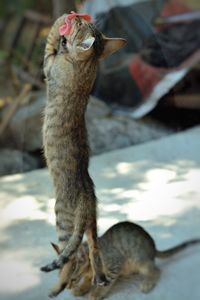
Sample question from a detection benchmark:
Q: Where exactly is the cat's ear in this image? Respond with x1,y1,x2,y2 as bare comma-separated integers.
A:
51,242,60,255
100,37,127,59
77,246,88,263
77,36,95,52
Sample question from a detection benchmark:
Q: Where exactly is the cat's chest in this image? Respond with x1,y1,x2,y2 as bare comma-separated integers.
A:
44,99,71,128
43,105,86,152
43,104,70,147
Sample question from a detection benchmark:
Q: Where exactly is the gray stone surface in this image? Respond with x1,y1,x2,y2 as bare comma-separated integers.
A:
0,149,40,176
9,93,45,151
88,115,172,155
88,97,173,155
86,96,112,120
1,92,171,155
0,126,200,300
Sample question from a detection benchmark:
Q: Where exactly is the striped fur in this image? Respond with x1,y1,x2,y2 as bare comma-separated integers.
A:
49,222,200,299
41,13,126,288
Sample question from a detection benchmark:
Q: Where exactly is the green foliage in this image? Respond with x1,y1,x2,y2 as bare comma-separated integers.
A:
0,0,51,18
0,50,7,59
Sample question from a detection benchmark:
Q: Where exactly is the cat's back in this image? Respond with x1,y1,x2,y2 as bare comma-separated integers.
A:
100,221,156,261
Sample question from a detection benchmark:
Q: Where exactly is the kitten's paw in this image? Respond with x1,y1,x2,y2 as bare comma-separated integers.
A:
48,290,58,298
139,281,156,293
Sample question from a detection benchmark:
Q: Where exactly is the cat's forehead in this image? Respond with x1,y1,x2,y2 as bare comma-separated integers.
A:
73,18,98,35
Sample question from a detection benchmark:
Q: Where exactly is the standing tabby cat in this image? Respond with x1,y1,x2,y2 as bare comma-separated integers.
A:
50,221,200,299
41,13,126,288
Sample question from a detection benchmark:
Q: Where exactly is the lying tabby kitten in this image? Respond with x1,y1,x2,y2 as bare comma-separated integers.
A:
49,221,200,299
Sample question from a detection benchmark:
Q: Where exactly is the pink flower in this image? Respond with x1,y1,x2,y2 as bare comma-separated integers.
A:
59,11,92,36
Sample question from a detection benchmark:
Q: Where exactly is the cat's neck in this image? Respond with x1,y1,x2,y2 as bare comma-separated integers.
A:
48,59,97,99
46,60,97,127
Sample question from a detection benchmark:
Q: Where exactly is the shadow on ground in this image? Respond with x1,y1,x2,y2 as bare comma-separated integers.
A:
1,128,200,299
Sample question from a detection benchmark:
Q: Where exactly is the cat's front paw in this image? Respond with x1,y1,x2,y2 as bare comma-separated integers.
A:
139,280,157,294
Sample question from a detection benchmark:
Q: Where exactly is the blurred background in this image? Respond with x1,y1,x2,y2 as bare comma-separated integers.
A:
0,0,200,176
0,2,200,300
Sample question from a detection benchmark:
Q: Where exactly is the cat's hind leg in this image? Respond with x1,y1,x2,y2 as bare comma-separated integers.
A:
48,260,75,297
137,260,160,293
48,281,66,298
86,221,109,287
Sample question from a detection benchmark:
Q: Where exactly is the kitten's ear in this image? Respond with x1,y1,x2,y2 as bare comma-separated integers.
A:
77,246,88,263
51,242,60,255
100,37,127,59
78,37,95,52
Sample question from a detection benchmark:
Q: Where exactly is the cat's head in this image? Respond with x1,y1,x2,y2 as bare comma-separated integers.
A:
67,243,92,296
57,15,126,62
44,14,126,84
51,242,92,296
50,242,77,284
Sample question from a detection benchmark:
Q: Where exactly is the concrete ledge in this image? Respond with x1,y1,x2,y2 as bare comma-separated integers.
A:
0,126,200,300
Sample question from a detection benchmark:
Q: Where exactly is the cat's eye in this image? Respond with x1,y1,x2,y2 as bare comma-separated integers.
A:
61,37,67,47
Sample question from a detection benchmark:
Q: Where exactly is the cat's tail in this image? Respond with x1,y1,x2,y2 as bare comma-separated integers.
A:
156,239,200,258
